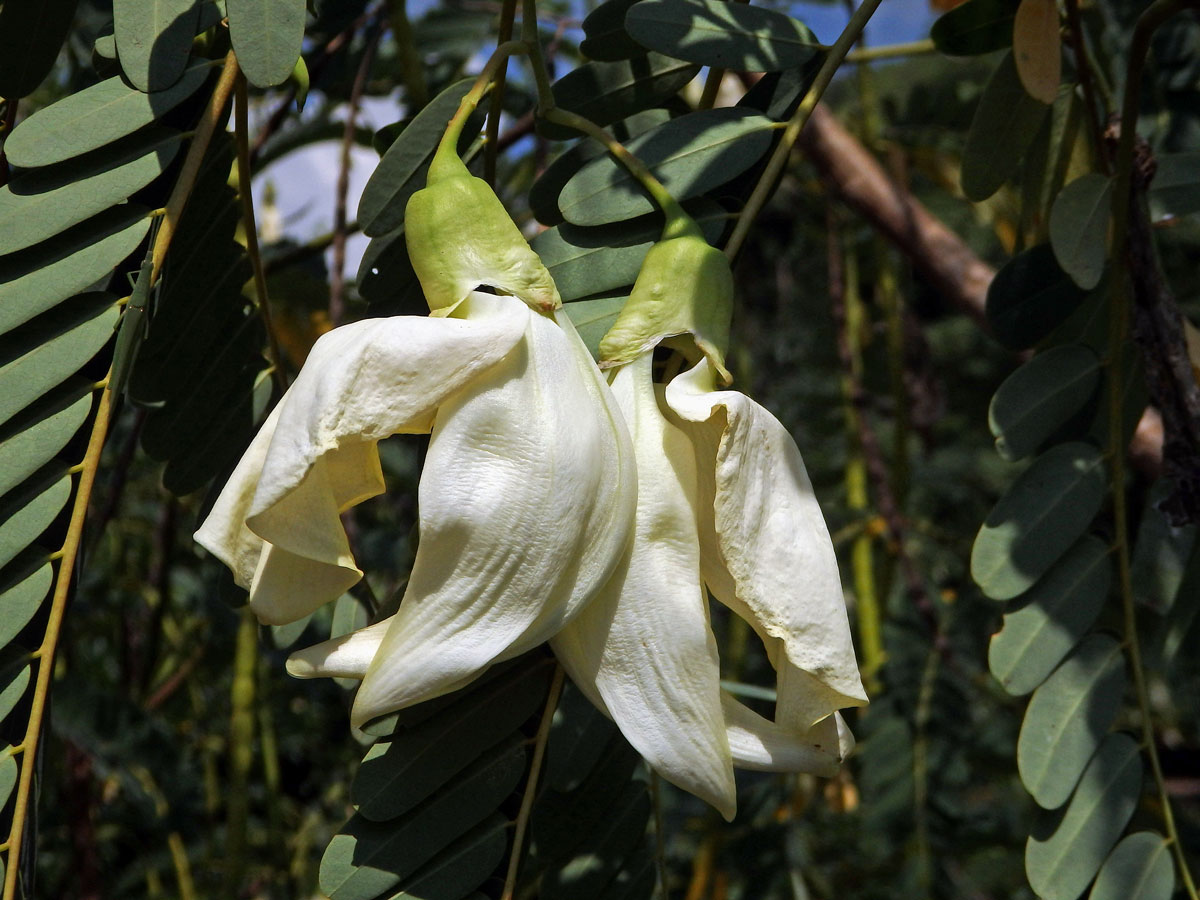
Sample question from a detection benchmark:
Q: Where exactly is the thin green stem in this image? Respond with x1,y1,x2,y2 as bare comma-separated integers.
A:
522,0,554,112
501,664,565,900
1108,3,1200,897
485,0,521,185
844,38,934,63
698,67,725,109
440,41,528,156
385,0,428,108
224,607,259,895
725,0,886,261
234,70,288,394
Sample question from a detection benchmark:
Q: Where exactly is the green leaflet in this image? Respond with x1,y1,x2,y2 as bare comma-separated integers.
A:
988,344,1102,461
0,130,182,256
0,748,17,808
989,536,1111,696
0,660,30,722
351,658,552,821
0,293,117,430
564,295,629,359
1025,733,1142,900
971,441,1107,600
4,64,209,168
0,563,53,649
559,108,773,226
1049,174,1112,291
356,226,425,317
541,53,700,141
0,206,151,338
0,475,72,572
530,109,670,227
320,736,526,900
1131,479,1197,616
0,389,92,500
0,0,79,98
986,243,1090,350
930,0,1017,56
531,199,727,302
580,0,645,61
1149,152,1200,220
961,51,1050,202
227,0,307,87
1016,634,1126,810
625,0,819,72
113,0,200,91
1088,832,1175,900
385,815,509,900
541,781,651,900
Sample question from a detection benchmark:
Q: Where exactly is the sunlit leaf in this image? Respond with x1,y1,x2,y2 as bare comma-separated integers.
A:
625,0,819,72
227,0,306,87
989,536,1110,696
0,475,72,571
1088,832,1175,900
0,660,30,722
971,441,1107,600
989,344,1102,460
581,0,644,61
0,389,92,500
1025,733,1142,900
563,294,628,359
0,130,182,256
113,0,200,91
542,54,700,141
0,563,52,649
1017,634,1126,809
559,108,773,226
4,64,209,168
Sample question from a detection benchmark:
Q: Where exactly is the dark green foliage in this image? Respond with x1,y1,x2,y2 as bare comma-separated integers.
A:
0,0,79,98
930,0,1018,56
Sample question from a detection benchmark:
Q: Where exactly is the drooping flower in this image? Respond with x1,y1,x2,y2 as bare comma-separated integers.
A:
549,212,866,817
195,138,636,727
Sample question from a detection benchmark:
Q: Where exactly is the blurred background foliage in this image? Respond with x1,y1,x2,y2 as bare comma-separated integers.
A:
2,0,1199,897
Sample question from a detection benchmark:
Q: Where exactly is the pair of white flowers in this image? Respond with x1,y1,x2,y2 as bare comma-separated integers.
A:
195,149,866,819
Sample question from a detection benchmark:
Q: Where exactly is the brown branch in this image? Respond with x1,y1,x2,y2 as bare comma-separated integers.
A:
799,103,995,329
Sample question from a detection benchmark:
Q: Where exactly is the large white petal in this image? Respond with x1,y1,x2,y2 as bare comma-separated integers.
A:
350,302,636,726
287,617,391,679
552,354,735,820
664,360,868,731
723,702,852,775
194,292,528,625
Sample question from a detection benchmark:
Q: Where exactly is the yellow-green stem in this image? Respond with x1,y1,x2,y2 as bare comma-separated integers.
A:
441,41,528,155
501,664,565,900
234,70,288,395
2,53,242,899
1108,2,1199,896
224,607,259,895
844,38,935,63
725,0,886,261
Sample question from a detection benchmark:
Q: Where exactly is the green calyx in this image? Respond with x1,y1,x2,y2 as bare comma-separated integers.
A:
405,141,560,315
599,212,733,383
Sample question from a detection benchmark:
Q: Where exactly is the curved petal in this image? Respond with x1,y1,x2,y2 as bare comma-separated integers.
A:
552,354,734,820
351,300,637,726
286,618,391,679
723,699,850,776
194,292,528,625
664,360,868,731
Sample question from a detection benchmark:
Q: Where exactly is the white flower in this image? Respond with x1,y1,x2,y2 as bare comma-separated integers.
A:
550,353,866,819
195,289,636,727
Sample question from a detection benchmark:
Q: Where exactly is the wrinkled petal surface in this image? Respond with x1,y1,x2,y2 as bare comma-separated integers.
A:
194,295,528,625
552,354,735,819
664,360,868,731
286,617,392,680
724,702,852,775
350,297,636,726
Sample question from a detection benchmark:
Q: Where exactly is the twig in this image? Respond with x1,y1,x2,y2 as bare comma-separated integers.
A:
331,19,385,326
500,664,565,900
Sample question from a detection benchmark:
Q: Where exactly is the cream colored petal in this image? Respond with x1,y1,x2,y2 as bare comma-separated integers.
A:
194,293,528,625
722,698,849,776
552,354,735,820
286,618,391,679
664,360,868,731
351,302,636,726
